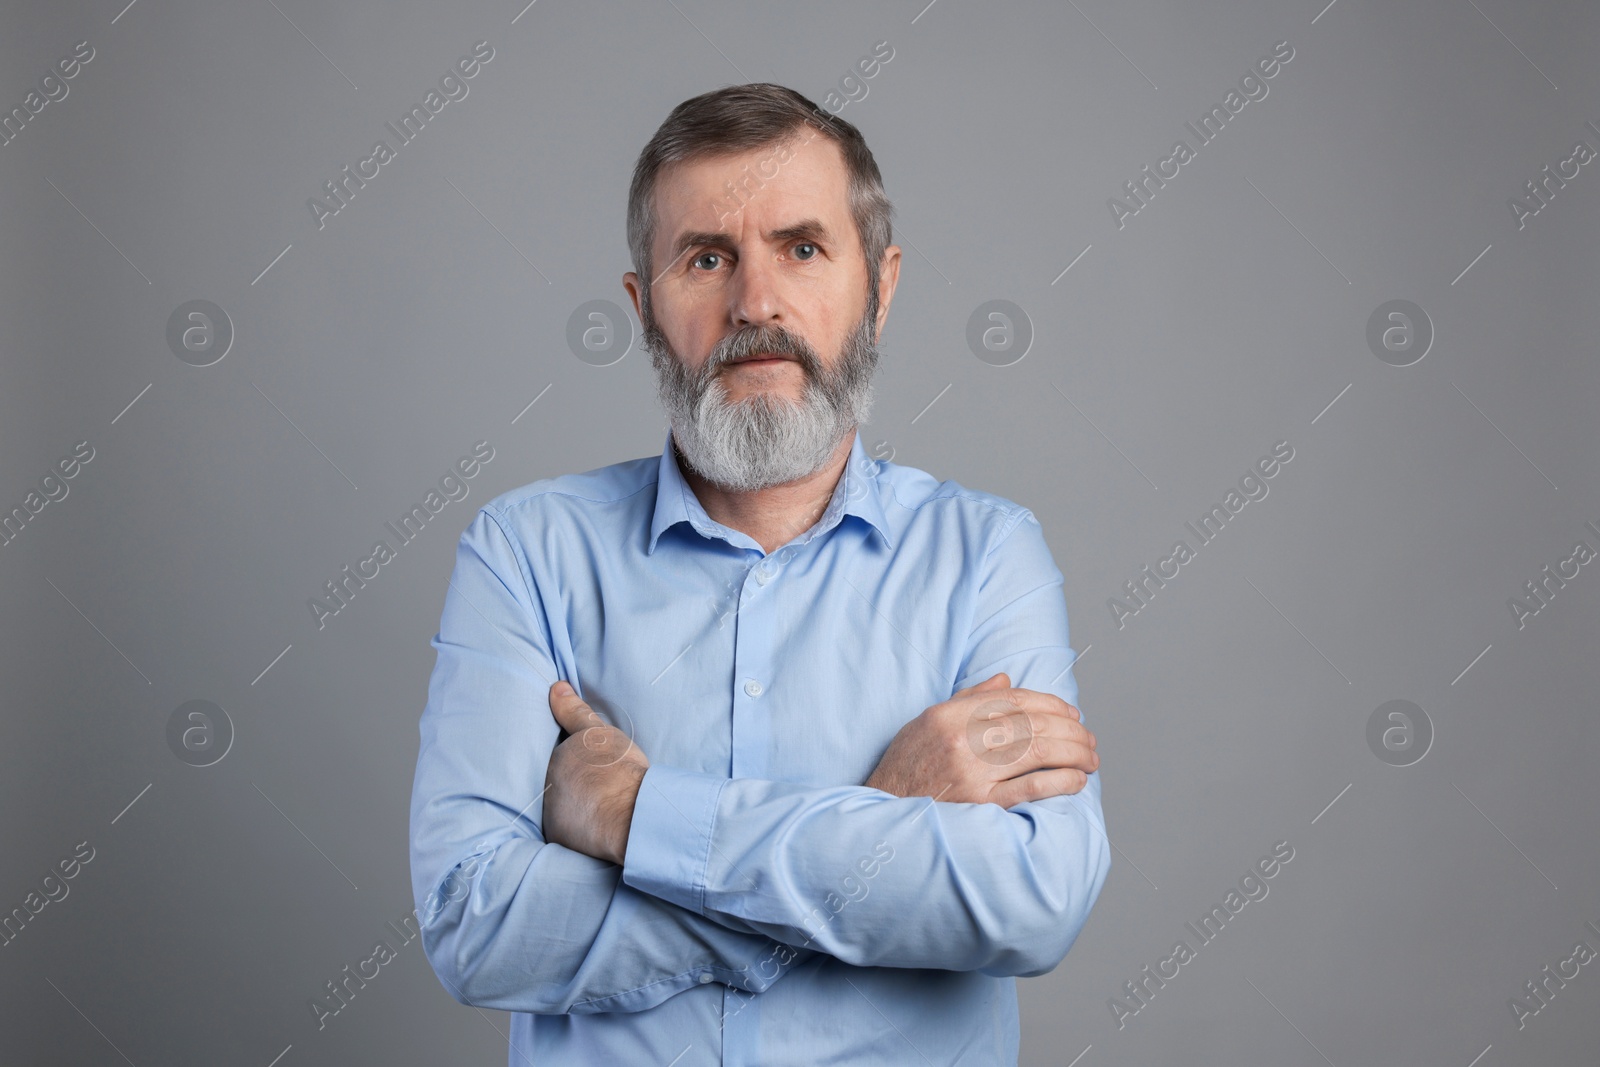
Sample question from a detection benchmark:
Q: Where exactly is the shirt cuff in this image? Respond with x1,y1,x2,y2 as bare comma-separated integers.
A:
621,764,728,914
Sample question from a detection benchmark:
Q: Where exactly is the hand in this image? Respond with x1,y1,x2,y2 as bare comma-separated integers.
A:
543,681,650,865
864,673,1099,809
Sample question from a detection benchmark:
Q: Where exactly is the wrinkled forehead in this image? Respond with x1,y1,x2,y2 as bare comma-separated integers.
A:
651,131,854,264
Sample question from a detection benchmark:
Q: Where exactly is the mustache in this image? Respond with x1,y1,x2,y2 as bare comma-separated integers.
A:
706,326,819,374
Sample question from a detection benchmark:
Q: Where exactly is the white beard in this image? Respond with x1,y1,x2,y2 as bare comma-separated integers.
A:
645,304,879,492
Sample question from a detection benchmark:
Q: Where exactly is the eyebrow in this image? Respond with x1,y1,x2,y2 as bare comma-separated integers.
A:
666,218,833,265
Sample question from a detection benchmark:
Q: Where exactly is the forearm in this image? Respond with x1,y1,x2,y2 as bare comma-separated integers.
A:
621,761,1110,976
415,827,821,1014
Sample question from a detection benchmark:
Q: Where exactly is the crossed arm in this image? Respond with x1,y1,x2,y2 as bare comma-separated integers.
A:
409,507,1110,1015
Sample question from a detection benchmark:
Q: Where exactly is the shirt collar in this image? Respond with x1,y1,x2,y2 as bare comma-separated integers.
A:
648,427,894,555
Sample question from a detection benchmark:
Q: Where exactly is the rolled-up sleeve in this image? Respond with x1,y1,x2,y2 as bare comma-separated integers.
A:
621,508,1110,977
409,507,821,1015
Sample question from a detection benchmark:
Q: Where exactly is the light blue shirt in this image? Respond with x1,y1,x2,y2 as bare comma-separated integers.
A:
409,428,1109,1066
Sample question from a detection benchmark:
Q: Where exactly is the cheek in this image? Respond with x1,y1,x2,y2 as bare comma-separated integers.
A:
657,304,716,363
820,300,866,356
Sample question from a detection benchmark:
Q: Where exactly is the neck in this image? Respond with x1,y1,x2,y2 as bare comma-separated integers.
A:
675,431,855,555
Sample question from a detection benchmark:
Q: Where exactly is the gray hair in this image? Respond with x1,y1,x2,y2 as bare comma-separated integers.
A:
626,83,894,320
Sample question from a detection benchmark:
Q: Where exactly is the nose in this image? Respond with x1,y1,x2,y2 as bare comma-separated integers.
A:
729,250,783,330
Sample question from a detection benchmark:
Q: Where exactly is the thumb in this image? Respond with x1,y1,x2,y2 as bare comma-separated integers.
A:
955,672,1011,698
549,680,599,731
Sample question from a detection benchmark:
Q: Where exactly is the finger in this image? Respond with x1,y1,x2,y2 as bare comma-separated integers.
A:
965,696,1086,772
990,767,1089,808
1023,734,1100,774
965,702,1089,762
973,723,1098,776
995,710,1095,749
1000,688,1079,721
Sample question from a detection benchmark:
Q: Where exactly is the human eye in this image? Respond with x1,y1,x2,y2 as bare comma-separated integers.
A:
791,241,820,261
691,251,725,272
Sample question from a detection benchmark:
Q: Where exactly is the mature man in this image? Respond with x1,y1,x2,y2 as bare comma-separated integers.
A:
409,82,1109,1065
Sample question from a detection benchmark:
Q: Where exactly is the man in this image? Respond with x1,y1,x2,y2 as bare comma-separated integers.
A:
409,82,1109,1066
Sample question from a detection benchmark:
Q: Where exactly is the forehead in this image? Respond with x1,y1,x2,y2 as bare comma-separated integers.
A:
652,132,855,255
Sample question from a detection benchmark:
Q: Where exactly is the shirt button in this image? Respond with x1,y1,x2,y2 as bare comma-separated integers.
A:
698,973,714,984
744,679,764,697
754,567,773,585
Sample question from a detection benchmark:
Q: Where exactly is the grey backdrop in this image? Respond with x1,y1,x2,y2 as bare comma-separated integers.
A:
3,0,1597,1064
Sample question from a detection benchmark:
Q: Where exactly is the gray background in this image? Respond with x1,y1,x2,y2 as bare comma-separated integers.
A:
3,0,1597,1063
